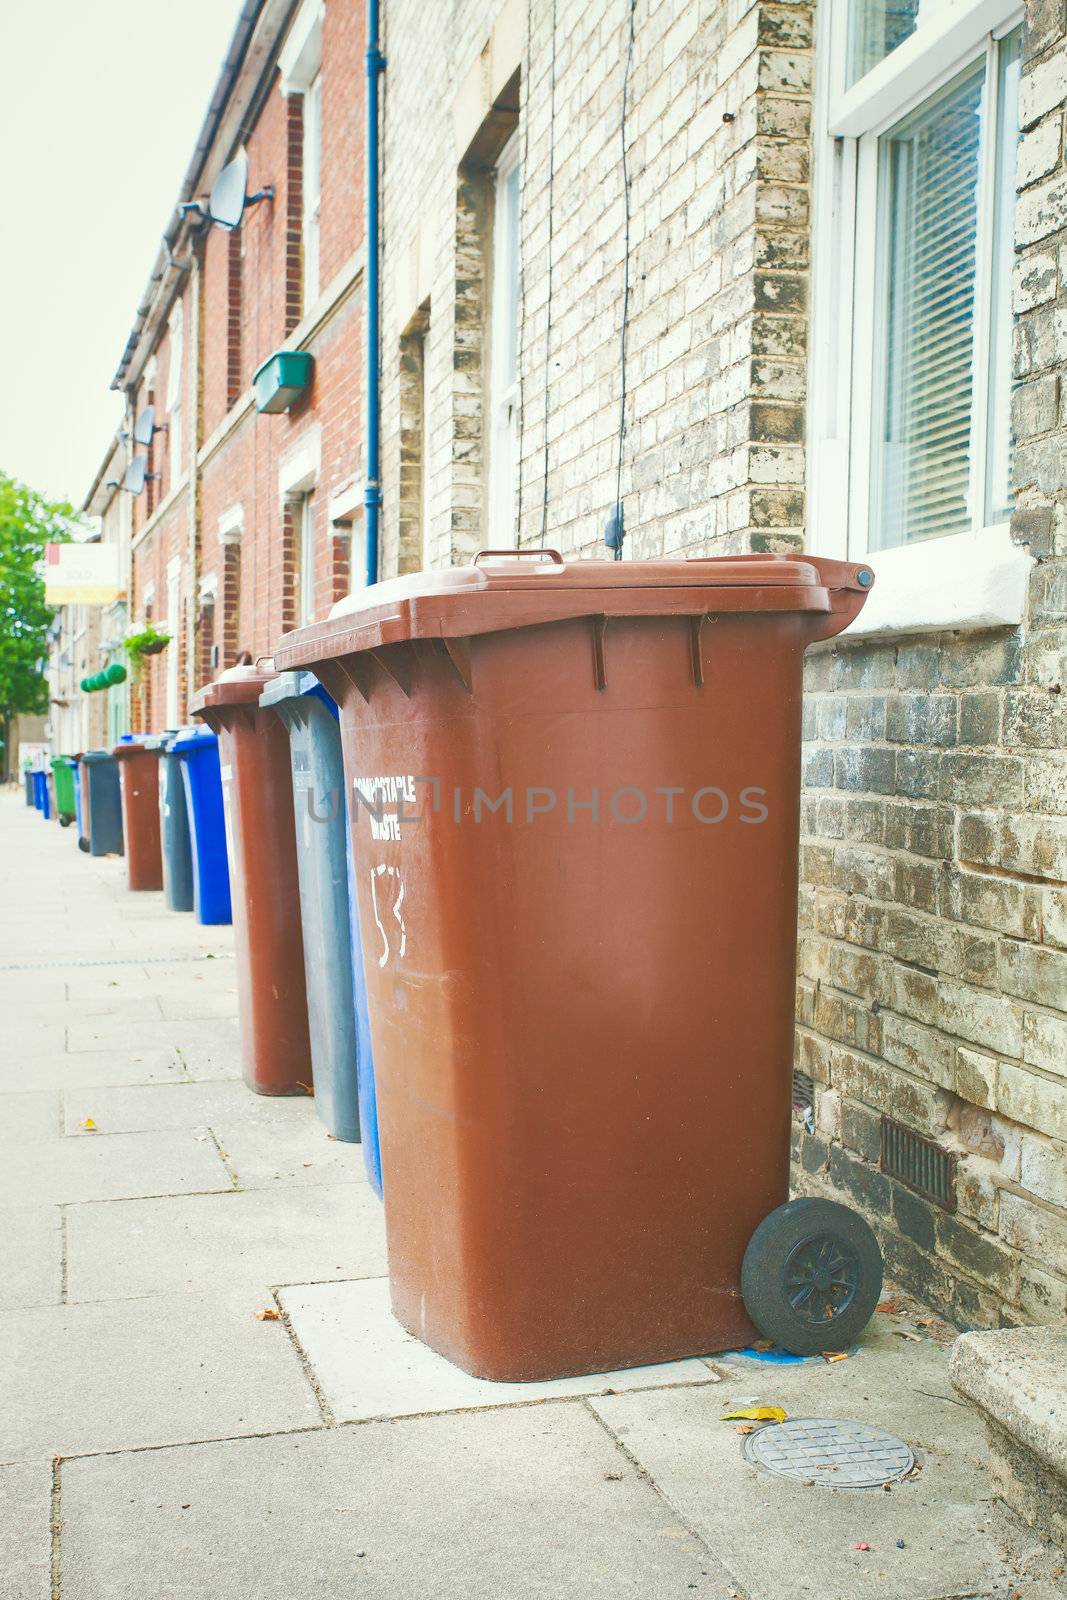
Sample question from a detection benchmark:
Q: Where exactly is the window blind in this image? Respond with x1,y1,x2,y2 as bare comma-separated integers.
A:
876,63,984,549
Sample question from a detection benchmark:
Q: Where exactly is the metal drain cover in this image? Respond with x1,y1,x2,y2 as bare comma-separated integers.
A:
741,1417,914,1488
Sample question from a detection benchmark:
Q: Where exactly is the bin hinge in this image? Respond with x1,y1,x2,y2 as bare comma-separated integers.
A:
689,614,713,687
592,615,609,691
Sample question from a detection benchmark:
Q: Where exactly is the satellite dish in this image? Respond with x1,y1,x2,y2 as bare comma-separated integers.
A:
209,152,249,230
179,151,274,231
133,405,156,446
124,456,150,495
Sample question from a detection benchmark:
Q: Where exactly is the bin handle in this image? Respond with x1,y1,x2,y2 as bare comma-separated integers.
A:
473,548,564,566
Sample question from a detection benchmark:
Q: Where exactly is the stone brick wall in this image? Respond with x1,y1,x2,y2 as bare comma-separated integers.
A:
791,0,1067,1329
375,0,1066,1328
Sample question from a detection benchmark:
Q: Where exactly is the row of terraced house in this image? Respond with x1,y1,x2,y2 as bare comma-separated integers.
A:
50,0,1066,1332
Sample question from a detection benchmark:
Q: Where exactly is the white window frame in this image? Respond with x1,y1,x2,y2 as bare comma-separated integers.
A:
278,0,325,316
488,130,521,545
166,303,184,485
302,72,322,314
297,493,316,626
808,0,1031,637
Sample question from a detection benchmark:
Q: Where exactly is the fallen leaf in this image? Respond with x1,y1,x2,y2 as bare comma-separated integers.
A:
80,1117,97,1131
254,1308,280,1322
735,1424,755,1435
876,1297,905,1315
296,1082,314,1095
721,1406,787,1423
752,1339,774,1352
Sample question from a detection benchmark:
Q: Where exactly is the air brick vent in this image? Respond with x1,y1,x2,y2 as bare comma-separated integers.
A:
792,1070,815,1112
881,1117,956,1212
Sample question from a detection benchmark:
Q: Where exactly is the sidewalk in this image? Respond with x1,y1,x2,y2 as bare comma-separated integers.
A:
1,787,1061,1600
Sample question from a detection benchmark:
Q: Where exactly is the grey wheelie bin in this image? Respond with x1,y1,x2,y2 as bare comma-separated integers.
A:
81,749,124,857
258,671,376,1158
151,731,195,912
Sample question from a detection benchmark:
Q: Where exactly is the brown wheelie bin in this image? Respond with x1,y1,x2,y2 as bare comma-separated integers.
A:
276,551,875,1380
189,666,312,1096
113,738,164,891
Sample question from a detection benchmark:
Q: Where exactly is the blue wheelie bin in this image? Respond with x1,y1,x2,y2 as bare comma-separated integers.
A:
33,769,50,819
259,672,381,1182
169,727,231,925
148,731,194,912
81,749,124,856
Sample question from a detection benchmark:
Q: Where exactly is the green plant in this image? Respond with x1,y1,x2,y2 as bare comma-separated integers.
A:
124,623,171,682
0,470,81,778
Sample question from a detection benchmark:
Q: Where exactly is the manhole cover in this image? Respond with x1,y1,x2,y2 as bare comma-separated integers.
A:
741,1417,914,1488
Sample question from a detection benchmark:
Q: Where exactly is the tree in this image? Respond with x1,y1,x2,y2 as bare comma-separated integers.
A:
0,471,80,778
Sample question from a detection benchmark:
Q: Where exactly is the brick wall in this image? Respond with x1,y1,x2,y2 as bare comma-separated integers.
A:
375,0,1066,1327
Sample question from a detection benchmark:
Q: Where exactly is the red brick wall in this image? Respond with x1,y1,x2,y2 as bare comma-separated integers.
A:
124,7,367,708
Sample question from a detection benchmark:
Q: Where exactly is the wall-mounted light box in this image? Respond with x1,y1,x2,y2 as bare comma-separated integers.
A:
252,350,314,413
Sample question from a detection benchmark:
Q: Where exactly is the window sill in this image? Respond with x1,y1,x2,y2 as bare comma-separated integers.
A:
836,524,1032,640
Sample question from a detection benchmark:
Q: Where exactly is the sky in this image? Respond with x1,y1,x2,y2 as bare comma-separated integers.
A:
0,1,239,509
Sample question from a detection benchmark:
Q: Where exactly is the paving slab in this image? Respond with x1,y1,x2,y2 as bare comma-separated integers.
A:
0,1089,61,1143
63,960,235,1000
171,1040,244,1081
0,1292,322,1463
0,1129,232,1206
3,1049,184,1093
0,1463,51,1599
589,1318,1016,1600
62,1078,259,1135
66,1015,241,1056
1,1205,63,1308
2,1023,69,1060
156,989,238,1020
66,1182,387,1302
212,1109,367,1189
279,1277,721,1422
58,1403,725,1600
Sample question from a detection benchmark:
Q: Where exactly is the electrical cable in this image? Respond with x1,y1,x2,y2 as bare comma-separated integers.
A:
539,0,558,547
611,0,637,560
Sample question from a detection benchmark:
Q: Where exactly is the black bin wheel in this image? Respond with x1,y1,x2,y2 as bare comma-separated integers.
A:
741,1196,883,1356
59,815,72,828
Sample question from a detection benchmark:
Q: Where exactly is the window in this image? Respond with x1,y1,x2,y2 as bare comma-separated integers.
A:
302,73,322,313
298,494,316,625
809,1,1029,632
488,131,521,542
166,303,184,485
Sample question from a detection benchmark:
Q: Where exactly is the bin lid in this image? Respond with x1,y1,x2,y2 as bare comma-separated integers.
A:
189,663,278,717
258,669,338,718
112,737,152,760
142,728,181,751
273,550,874,670
169,726,219,755
257,670,306,710
81,748,118,765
